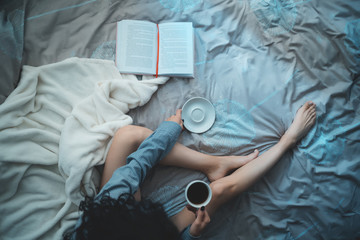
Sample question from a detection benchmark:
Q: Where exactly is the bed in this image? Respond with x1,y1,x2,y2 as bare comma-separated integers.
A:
0,0,359,239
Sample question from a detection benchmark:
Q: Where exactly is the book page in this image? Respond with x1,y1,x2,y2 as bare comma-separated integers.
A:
116,20,157,74
158,22,194,77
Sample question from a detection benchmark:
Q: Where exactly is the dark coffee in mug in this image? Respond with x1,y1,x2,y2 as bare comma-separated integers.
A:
186,181,209,205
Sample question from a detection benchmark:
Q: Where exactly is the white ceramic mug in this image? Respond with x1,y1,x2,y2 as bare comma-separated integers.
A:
185,180,212,208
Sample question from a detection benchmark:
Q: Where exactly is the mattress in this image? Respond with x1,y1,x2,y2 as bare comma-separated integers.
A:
0,0,359,239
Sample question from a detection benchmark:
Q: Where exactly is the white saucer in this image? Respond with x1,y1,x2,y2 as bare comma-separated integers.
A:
182,97,216,133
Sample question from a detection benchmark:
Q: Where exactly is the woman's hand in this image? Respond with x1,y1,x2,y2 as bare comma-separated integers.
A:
187,206,211,237
166,109,184,130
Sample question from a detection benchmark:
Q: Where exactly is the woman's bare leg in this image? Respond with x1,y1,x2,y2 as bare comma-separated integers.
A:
171,101,317,231
208,101,317,212
101,125,259,189
161,143,259,182
100,125,150,189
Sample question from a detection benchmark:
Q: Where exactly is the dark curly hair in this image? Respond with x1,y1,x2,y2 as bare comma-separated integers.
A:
64,193,179,240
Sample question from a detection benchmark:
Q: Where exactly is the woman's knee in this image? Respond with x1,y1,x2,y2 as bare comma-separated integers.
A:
209,181,227,201
114,125,152,146
208,180,236,211
204,181,228,215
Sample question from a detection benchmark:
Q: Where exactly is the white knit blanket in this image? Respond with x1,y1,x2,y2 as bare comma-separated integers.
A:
0,58,169,240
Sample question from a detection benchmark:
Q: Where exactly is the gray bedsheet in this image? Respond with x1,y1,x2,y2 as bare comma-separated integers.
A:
1,0,359,239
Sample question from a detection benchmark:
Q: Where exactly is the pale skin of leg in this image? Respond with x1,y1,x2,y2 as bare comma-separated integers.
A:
100,101,316,235
101,125,259,188
171,101,317,235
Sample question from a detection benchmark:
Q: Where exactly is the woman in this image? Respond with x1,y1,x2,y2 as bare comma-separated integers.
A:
65,101,316,240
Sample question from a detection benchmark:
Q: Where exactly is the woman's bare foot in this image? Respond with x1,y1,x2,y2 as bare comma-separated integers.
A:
282,101,317,147
206,149,259,182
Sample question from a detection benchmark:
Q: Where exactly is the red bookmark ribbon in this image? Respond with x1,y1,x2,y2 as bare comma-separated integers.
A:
156,24,160,78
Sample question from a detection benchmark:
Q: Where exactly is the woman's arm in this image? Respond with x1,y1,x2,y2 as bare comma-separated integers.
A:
173,101,317,237
96,119,182,201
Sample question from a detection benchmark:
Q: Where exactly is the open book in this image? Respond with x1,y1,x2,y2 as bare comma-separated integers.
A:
116,20,194,78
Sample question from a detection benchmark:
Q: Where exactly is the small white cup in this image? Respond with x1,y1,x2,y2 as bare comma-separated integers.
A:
185,180,212,208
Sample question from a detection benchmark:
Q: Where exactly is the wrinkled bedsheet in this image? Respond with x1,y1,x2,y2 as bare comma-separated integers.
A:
1,0,359,239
